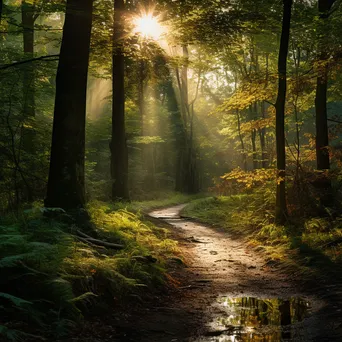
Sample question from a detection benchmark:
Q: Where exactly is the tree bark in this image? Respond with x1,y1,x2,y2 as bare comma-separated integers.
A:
249,106,258,170
260,102,268,168
21,0,36,119
111,0,129,201
164,77,186,192
174,45,200,194
315,0,336,170
237,110,247,171
275,0,292,224
0,0,3,23
45,0,93,210
183,46,200,194
315,72,330,170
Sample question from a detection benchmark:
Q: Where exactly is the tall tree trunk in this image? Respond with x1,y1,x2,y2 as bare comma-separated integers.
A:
164,78,186,192
138,58,155,189
0,0,3,23
157,52,187,192
234,75,247,171
315,0,336,166
181,45,189,128
237,109,247,171
138,59,146,136
251,129,258,169
260,52,270,169
45,0,93,210
314,0,336,208
315,60,330,171
182,45,199,194
260,102,268,168
111,0,129,201
249,106,258,170
275,0,292,224
293,46,301,178
174,45,199,193
21,0,36,119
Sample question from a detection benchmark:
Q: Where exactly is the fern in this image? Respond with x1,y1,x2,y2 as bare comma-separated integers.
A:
0,292,32,306
0,326,22,342
0,200,176,339
0,253,36,267
69,292,97,303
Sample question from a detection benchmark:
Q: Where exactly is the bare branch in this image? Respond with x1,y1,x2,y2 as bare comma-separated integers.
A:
0,54,60,71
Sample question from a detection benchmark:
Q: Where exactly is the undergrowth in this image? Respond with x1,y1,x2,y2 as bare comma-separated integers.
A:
0,198,182,341
109,191,203,213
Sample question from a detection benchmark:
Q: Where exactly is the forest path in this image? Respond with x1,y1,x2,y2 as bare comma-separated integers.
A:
130,204,342,342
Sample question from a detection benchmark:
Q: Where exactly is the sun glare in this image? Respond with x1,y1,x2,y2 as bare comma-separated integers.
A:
133,13,164,40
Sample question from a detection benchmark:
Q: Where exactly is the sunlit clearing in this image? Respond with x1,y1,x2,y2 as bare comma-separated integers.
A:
133,12,164,40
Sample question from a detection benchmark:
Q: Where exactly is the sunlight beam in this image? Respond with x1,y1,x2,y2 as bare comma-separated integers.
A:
133,12,164,40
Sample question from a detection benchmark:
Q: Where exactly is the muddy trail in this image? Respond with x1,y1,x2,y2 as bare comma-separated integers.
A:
68,205,342,342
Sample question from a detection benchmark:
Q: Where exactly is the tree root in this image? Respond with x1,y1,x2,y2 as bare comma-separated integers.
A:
76,230,124,249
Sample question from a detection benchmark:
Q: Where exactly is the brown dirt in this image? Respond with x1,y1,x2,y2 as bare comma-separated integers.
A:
63,205,342,342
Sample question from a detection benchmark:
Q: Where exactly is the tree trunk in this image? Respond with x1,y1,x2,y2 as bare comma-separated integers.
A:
234,75,247,171
260,102,268,168
138,59,146,136
183,45,199,194
261,53,270,169
45,0,93,210
138,58,155,189
21,0,36,119
174,45,199,194
315,65,330,171
315,0,336,168
111,0,129,201
181,45,189,128
237,109,247,171
164,78,187,192
251,129,258,169
275,0,292,224
249,106,258,170
314,0,336,207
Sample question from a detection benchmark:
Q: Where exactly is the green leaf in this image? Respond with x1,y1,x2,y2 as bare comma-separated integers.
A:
0,292,32,307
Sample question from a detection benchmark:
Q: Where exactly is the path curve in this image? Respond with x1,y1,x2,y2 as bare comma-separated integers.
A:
143,205,341,342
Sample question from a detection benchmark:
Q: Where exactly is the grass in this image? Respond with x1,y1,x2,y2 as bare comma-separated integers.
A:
181,194,342,280
108,191,204,213
0,193,194,341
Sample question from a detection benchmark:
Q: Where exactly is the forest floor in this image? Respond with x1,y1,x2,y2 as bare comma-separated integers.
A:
66,204,342,342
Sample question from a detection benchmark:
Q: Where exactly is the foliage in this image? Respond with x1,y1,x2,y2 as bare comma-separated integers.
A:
215,167,276,194
0,200,181,340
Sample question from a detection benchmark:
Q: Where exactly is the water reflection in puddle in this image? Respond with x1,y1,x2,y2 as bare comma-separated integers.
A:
203,296,310,341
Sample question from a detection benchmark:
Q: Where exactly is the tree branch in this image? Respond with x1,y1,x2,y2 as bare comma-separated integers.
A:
328,118,342,124
0,54,60,71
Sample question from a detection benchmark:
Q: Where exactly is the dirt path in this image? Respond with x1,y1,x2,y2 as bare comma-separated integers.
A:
58,205,342,342
133,204,342,342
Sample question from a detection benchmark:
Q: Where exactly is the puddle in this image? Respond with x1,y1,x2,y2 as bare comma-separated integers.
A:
203,296,311,341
